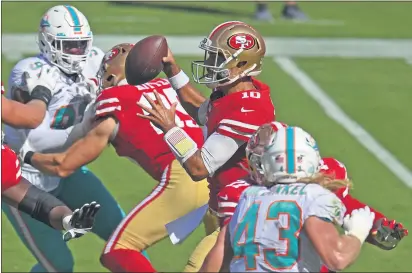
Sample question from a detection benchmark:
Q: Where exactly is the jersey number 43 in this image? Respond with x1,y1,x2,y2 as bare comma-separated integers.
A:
232,201,302,270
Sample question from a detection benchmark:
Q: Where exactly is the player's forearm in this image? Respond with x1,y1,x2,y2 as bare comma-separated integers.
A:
164,63,206,120
48,206,73,230
3,180,72,230
199,245,224,272
177,83,206,122
29,152,75,177
2,97,46,128
183,150,210,181
323,235,362,271
199,226,228,272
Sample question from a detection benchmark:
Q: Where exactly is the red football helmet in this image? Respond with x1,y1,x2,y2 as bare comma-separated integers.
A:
320,157,348,180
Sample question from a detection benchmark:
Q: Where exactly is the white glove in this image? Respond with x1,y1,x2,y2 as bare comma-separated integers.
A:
76,78,99,100
22,66,60,95
343,206,375,243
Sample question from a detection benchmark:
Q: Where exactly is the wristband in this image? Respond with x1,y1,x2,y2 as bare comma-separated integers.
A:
24,151,35,165
164,127,198,164
62,215,73,231
169,70,189,90
30,85,53,106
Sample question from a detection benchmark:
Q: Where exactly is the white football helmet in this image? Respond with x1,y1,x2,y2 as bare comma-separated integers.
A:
260,126,321,185
38,5,93,74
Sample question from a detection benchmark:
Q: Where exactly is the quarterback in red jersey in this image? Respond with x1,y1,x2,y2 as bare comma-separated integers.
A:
137,21,275,271
25,43,212,273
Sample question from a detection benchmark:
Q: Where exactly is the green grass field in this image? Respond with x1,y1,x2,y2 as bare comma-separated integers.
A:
2,2,412,272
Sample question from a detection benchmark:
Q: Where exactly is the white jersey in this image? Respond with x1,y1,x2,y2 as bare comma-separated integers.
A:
4,47,103,192
228,183,345,273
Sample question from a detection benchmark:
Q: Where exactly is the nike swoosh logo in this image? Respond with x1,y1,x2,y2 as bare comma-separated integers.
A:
220,195,229,201
241,107,254,113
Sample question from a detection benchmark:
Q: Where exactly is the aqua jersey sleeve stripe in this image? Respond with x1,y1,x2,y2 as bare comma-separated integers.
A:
286,127,295,174
64,5,81,32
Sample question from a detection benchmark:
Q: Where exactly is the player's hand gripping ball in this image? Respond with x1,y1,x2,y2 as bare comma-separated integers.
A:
125,35,168,85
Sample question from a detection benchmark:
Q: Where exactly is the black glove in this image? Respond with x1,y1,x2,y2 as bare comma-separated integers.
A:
370,218,408,250
63,201,100,242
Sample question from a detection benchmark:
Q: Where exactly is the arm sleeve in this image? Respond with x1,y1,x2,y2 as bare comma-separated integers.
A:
200,131,245,176
306,186,346,226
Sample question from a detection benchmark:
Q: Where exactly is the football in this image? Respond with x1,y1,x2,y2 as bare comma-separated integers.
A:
125,35,168,85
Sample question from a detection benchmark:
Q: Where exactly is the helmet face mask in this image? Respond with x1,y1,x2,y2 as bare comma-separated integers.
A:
246,123,277,185
38,5,93,75
191,21,266,90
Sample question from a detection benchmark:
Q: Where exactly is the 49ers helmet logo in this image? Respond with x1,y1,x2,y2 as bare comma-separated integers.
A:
104,48,120,63
227,33,256,50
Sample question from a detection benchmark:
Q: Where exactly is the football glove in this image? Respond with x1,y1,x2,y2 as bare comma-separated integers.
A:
22,66,60,95
343,206,375,243
63,201,100,242
370,218,408,250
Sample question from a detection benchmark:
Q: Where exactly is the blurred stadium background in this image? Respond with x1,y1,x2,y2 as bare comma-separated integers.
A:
2,1,412,272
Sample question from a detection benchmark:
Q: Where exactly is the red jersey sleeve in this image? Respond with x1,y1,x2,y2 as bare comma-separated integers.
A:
94,86,126,121
217,180,250,218
1,145,22,192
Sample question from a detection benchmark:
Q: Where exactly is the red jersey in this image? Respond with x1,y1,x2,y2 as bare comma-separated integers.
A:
205,78,275,212
94,78,204,181
1,144,22,193
217,179,250,220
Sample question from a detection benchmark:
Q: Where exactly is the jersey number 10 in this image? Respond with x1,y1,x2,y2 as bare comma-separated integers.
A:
138,87,199,135
232,201,302,270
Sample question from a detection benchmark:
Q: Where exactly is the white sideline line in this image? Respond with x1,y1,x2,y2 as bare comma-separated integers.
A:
2,34,412,61
274,56,412,188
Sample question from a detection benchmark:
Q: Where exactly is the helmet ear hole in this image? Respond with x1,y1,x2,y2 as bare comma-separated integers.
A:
237,61,247,68
106,75,114,82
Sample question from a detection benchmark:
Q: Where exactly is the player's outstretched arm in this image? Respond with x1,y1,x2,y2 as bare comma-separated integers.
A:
1,96,47,128
162,47,206,122
3,178,100,241
200,224,233,272
3,177,72,230
25,117,117,177
305,207,374,271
